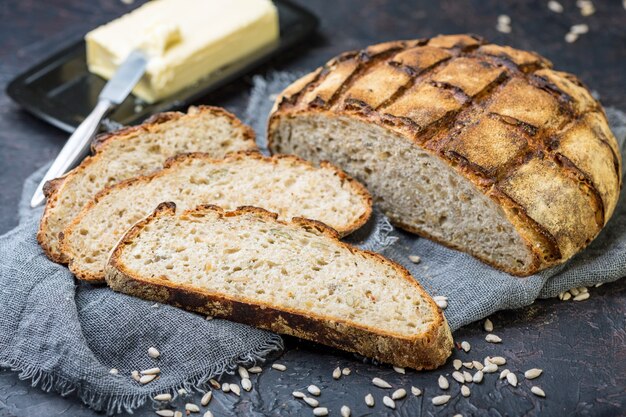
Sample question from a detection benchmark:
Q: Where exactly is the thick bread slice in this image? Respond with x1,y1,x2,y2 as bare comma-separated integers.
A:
38,106,257,262
267,34,622,276
105,203,453,370
62,151,372,282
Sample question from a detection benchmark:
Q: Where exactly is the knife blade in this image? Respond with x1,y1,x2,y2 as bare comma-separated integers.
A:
30,50,148,208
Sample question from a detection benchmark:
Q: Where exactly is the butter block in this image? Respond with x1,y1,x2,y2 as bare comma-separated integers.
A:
86,0,279,103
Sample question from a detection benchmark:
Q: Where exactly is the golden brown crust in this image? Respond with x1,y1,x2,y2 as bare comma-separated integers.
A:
38,106,257,263
267,34,622,276
106,203,453,370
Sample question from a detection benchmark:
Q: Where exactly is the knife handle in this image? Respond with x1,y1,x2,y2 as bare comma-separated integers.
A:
30,99,113,208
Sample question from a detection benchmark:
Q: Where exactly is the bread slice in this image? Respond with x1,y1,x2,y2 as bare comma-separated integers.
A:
105,203,453,369
38,106,257,263
267,35,622,276
62,151,372,282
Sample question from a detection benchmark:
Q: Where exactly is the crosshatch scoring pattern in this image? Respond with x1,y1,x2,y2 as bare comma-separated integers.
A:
270,34,622,271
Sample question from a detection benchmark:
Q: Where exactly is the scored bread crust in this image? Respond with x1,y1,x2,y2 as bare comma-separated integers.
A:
105,203,453,370
38,105,257,263
267,34,622,276
61,150,373,282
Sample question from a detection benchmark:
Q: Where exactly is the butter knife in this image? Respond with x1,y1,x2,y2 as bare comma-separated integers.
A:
30,50,148,208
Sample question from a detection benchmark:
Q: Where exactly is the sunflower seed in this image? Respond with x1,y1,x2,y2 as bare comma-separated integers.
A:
461,341,471,352
109,368,119,375
574,292,590,301
373,377,392,389
571,23,589,34
308,385,321,396
238,366,249,379
155,411,174,417
141,367,161,375
185,403,200,413
131,370,140,382
140,374,156,384
293,390,305,399
531,386,546,397
463,371,472,383
461,385,471,397
473,361,484,370
462,362,473,369
174,411,182,417
558,292,565,300
483,363,498,373
499,369,510,379
484,318,494,332
473,370,484,383
313,407,328,416
222,383,230,393
304,396,320,407
154,393,172,402
578,286,588,293
148,347,160,359
230,383,241,396
562,291,572,300
393,366,405,374
408,255,421,263
205,315,213,320
272,363,286,371
570,287,580,296
333,367,341,379
525,368,543,379
485,334,502,343
497,23,512,34
392,388,406,400
340,405,351,417
209,379,220,389
565,32,579,43
365,393,375,407
548,0,564,13
580,3,595,16
241,378,252,392
342,367,351,376
383,396,396,409
411,386,422,396
595,282,603,287
432,395,451,405
434,296,448,309
452,371,465,384
178,388,188,396
203,411,214,417
200,391,212,406
507,372,518,387
453,359,462,370
248,366,262,374
490,356,506,365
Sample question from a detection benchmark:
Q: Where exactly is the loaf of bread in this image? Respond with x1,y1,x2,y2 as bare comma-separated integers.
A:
268,34,622,276
62,151,372,282
105,203,453,369
38,106,257,262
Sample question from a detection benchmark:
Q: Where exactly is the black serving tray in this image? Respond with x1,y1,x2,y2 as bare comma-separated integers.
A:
6,0,318,133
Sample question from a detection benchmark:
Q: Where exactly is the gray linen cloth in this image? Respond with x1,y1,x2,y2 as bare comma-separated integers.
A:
0,71,624,414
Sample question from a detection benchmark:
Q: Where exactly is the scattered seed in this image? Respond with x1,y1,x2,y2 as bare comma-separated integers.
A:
200,391,212,406
178,388,188,396
571,24,589,35
238,366,249,379
241,378,252,392
313,407,328,416
483,363,498,373
434,296,448,309
525,368,543,379
141,367,161,375
558,292,564,300
463,371,472,383
272,363,286,371
109,368,119,376
174,411,182,417
304,396,320,407
574,292,590,301
222,383,230,393
565,32,579,43
131,370,140,382
203,411,214,417
595,282,603,287
340,405,351,417
498,14,511,25
248,366,262,374
453,359,462,370
333,367,341,380
580,2,595,15
411,386,422,396
548,0,564,12
209,379,220,389
497,24,512,33
490,356,506,365
462,362,473,369
507,372,518,387
562,291,572,301
432,395,451,406
293,391,306,399
461,385,471,397
383,395,396,409
230,383,241,396
473,370,484,383
148,347,160,359
140,374,156,384
531,386,546,397
308,385,321,396
365,393,375,407
342,367,351,376
205,315,213,320
393,366,406,374
484,318,494,332
485,334,502,343
392,388,407,400
373,377,392,389
473,361,484,371
499,369,510,379
570,287,580,296
154,393,172,402
155,411,174,417
452,371,465,384
185,403,200,413
409,255,421,263
438,375,450,390
461,341,471,352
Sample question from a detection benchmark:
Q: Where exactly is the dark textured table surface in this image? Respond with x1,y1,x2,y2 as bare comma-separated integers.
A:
1,1,625,416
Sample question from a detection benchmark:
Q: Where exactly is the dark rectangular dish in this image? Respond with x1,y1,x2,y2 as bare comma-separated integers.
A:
6,0,318,133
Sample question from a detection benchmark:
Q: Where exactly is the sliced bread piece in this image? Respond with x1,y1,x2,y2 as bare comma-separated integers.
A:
38,106,257,262
62,151,372,282
105,203,453,369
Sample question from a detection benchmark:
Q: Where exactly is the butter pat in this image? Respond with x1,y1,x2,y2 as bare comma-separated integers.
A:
86,0,279,103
